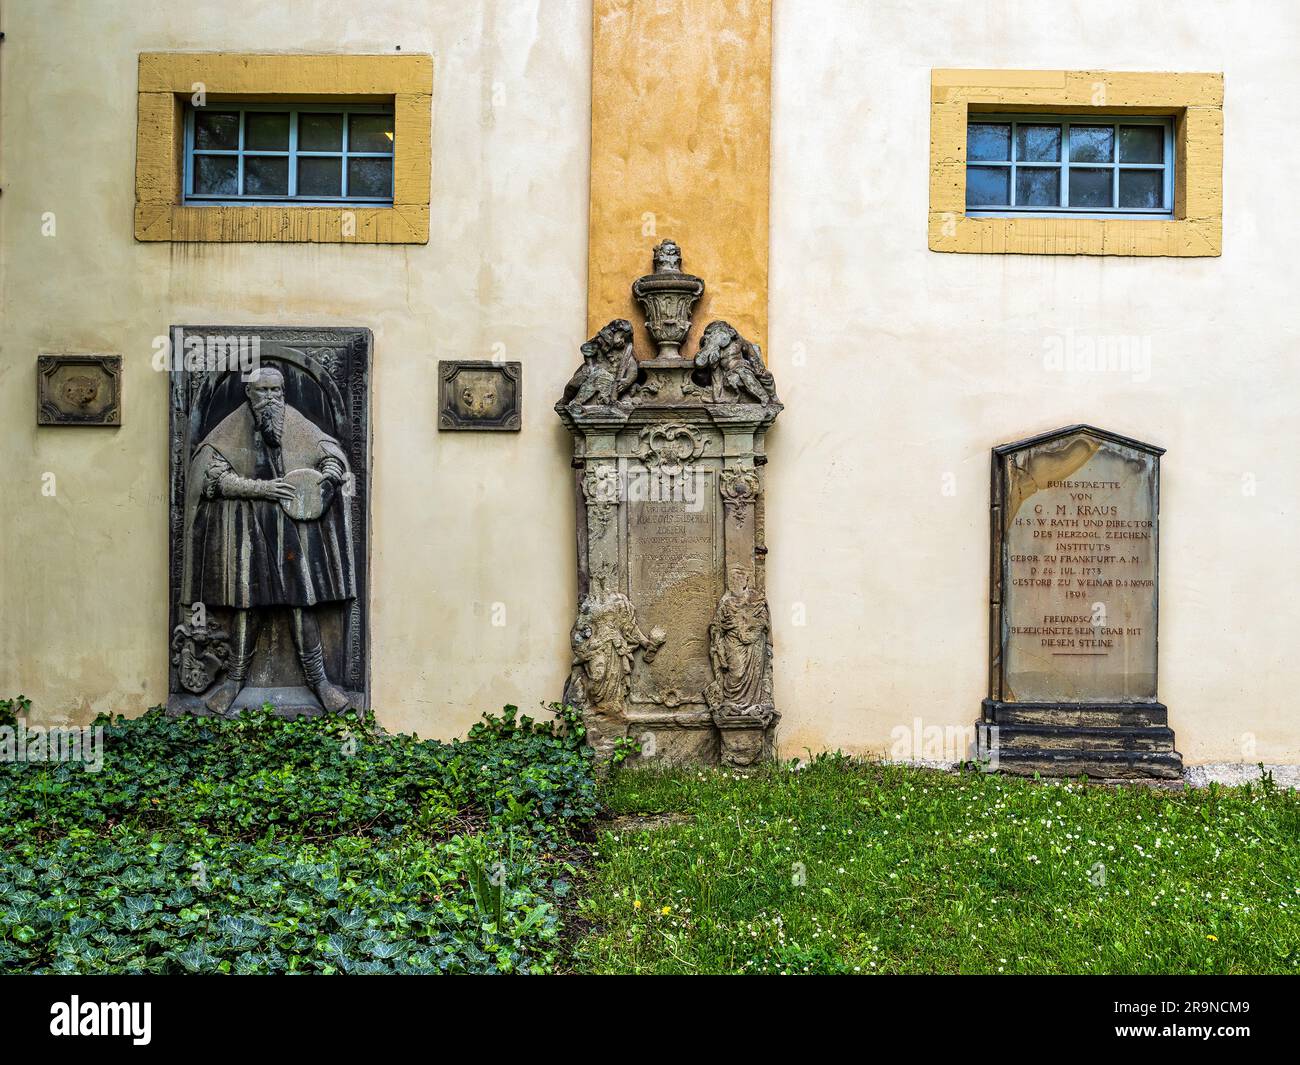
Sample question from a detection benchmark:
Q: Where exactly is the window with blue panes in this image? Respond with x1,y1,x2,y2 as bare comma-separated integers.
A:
184,103,395,204
965,115,1174,217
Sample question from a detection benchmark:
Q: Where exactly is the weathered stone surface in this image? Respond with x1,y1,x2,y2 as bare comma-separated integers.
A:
558,241,781,764
978,424,1181,778
167,327,370,718
438,360,521,431
37,354,121,426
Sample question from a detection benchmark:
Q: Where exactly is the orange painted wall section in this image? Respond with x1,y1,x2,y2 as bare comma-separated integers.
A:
587,0,772,359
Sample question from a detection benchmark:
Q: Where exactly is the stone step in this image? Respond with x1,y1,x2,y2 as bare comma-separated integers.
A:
983,747,1184,780
988,723,1177,753
982,699,1167,729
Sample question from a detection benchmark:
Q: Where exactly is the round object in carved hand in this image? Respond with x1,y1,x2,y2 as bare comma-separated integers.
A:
279,468,335,521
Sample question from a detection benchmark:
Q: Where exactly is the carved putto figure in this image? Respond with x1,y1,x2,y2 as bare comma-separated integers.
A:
694,320,777,405
704,566,773,715
561,319,639,410
182,366,356,715
563,578,666,759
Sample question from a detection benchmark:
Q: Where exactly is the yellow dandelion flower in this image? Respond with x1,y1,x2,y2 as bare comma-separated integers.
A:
632,899,642,910
1206,934,1218,942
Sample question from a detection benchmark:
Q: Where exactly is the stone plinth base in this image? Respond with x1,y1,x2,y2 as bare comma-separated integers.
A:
977,699,1183,779
713,706,779,768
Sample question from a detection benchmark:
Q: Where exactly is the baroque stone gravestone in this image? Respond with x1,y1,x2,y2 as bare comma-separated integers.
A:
167,327,370,717
976,424,1181,778
557,240,782,766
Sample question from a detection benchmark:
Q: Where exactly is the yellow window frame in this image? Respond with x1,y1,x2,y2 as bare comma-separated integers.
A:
929,69,1223,256
135,52,432,243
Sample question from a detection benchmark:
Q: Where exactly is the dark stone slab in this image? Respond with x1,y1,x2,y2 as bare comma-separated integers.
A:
167,326,371,717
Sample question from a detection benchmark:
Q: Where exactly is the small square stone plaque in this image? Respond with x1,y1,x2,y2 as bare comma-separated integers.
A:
37,354,122,426
438,361,521,431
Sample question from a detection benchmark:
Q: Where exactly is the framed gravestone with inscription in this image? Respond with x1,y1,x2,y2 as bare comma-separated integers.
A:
977,424,1181,778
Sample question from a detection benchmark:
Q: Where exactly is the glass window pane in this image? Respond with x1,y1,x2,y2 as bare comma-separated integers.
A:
244,156,289,196
347,157,393,199
1015,168,1060,207
1069,167,1113,208
1119,125,1163,164
246,112,289,150
298,156,342,197
193,155,238,195
1015,124,1061,162
194,111,240,150
349,113,395,153
1069,125,1114,163
965,165,1009,207
299,112,343,151
1119,169,1164,209
968,123,1010,161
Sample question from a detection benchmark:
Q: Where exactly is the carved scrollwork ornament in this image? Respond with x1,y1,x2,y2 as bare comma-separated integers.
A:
719,467,761,524
582,463,620,538
635,423,707,474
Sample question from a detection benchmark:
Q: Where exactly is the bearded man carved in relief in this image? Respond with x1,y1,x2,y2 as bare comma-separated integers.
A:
562,583,666,759
181,366,356,715
704,566,773,714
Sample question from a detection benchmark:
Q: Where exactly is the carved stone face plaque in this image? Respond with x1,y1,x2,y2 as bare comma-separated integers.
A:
438,361,521,430
167,327,371,718
37,354,122,425
978,424,1181,779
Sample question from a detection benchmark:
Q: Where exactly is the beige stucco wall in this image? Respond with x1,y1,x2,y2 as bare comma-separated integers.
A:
767,0,1299,765
3,0,1297,767
0,0,592,737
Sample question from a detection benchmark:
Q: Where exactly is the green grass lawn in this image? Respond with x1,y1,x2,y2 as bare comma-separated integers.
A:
572,756,1300,974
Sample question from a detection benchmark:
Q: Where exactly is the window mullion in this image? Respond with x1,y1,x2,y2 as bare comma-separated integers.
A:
288,111,299,198
1062,123,1071,207
341,110,350,198
1112,124,1119,209
236,110,246,197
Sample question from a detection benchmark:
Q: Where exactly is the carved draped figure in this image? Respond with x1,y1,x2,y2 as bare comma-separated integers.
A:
181,404,356,609
564,591,654,713
707,588,771,709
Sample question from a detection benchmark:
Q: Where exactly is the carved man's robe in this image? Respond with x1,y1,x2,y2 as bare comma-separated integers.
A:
182,404,355,609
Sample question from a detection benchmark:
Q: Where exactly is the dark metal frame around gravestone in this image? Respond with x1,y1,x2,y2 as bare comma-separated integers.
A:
977,423,1182,779
167,326,372,717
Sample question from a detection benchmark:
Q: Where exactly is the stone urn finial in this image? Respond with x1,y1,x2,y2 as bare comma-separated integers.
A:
632,239,705,360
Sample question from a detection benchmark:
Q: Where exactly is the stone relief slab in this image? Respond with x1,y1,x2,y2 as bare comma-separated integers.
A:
37,354,122,426
438,360,521,431
167,326,370,718
979,424,1180,779
557,241,782,767
626,462,721,702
